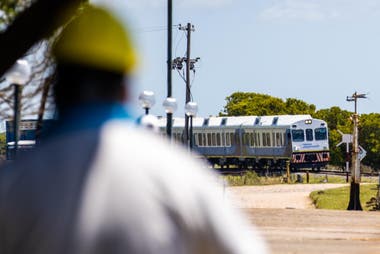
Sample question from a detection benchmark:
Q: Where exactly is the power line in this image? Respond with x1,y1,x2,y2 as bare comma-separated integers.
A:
133,25,179,33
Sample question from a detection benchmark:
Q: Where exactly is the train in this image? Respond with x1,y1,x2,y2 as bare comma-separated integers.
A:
158,114,330,171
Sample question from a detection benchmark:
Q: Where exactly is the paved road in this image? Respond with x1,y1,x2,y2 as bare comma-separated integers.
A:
226,183,348,209
227,184,380,254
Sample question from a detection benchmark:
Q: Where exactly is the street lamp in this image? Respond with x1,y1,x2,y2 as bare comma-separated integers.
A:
138,90,155,115
163,97,177,138
5,59,31,157
185,101,198,149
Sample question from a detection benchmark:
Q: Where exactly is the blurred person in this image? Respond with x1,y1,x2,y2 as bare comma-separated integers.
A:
0,5,267,254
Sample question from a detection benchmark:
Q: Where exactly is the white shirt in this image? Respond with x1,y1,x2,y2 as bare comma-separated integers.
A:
0,120,267,254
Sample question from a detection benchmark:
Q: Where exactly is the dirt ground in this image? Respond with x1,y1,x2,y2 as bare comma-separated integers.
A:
226,184,380,254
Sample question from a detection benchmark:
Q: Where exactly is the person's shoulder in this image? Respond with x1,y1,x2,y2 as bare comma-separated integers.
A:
100,120,216,181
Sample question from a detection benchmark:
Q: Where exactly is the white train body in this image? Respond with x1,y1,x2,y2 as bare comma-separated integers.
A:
158,115,330,170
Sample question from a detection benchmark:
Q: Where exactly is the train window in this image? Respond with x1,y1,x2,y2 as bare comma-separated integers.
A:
196,133,201,146
262,133,266,146
203,133,207,146
226,133,230,146
230,133,235,145
276,133,281,146
221,118,227,126
272,133,275,146
262,133,270,147
315,127,327,140
292,129,305,142
216,133,221,146
221,133,225,146
207,133,212,146
256,133,261,147
254,117,260,125
306,129,313,141
212,133,216,146
244,133,249,145
250,133,254,147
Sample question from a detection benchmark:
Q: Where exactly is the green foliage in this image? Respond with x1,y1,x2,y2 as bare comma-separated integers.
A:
0,132,5,159
310,184,377,211
220,92,316,116
0,0,33,28
359,113,380,170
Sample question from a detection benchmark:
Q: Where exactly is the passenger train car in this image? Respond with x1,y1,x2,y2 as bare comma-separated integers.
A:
158,115,330,171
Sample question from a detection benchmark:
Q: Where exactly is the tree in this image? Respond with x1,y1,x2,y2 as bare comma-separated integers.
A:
0,0,88,130
0,41,56,121
221,92,316,116
285,98,316,115
358,113,380,170
0,0,85,76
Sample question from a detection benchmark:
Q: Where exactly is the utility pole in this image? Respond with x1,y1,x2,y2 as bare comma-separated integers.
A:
172,23,199,146
181,23,194,145
346,92,366,211
166,0,173,138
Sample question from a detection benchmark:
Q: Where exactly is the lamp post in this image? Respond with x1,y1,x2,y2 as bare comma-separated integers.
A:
167,0,173,139
346,91,367,211
185,101,198,150
163,97,177,138
5,59,31,157
138,90,155,115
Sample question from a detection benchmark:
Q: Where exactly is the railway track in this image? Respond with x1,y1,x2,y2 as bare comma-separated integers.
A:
215,167,379,178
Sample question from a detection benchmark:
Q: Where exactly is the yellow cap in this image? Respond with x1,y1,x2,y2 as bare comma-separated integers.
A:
53,5,136,74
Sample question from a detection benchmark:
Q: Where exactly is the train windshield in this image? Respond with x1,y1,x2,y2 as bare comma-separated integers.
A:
315,127,327,140
306,129,313,141
291,129,304,142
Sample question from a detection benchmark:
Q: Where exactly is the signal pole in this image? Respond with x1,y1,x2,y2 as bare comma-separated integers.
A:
346,92,366,210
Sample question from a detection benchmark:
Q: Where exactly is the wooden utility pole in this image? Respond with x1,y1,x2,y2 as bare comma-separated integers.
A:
179,23,195,145
346,92,366,210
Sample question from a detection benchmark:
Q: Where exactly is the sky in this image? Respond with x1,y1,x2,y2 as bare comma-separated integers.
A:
92,0,380,118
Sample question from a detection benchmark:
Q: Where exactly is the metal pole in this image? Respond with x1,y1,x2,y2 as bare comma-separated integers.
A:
189,115,193,150
166,0,173,138
13,84,21,157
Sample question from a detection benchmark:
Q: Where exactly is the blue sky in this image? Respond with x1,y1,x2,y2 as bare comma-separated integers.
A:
93,0,380,118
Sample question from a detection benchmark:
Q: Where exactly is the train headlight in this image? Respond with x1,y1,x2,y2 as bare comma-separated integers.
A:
304,119,312,124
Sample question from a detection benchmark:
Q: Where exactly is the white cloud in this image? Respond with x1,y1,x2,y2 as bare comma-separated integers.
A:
258,0,380,22
259,0,338,22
